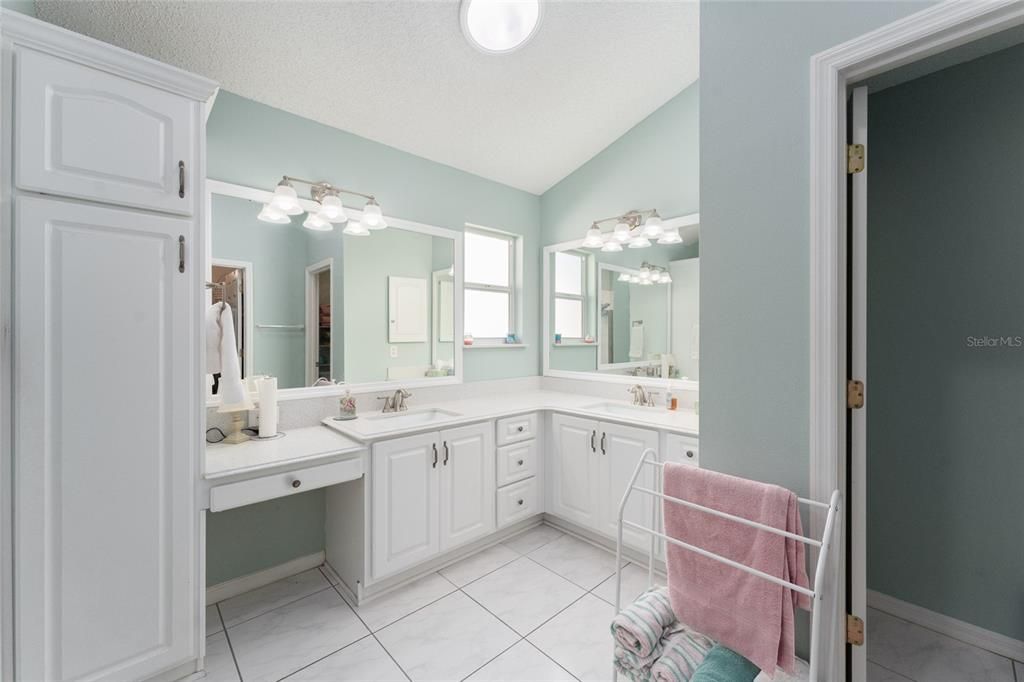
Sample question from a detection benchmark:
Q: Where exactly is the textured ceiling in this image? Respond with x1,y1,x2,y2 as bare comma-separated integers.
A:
35,0,699,195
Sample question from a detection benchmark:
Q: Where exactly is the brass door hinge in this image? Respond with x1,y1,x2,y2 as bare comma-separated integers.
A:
847,379,864,409
847,614,865,646
847,144,865,174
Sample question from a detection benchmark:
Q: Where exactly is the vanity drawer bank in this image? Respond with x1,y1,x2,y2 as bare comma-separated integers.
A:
318,392,697,604
4,12,218,682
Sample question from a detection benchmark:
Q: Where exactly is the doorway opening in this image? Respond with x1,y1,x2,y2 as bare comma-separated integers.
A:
305,258,334,385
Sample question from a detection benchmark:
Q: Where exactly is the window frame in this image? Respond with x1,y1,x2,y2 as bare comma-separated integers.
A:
553,251,587,340
463,225,520,343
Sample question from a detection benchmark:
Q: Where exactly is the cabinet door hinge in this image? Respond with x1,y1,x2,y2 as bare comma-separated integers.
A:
847,144,865,174
178,235,185,273
847,613,865,646
847,379,864,409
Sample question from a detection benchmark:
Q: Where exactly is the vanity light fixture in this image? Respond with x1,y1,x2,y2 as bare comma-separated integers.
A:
342,221,370,237
582,226,605,248
582,209,670,251
621,262,672,286
257,176,383,235
461,0,543,55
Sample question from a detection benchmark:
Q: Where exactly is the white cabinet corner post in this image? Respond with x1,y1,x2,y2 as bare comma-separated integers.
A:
2,11,217,682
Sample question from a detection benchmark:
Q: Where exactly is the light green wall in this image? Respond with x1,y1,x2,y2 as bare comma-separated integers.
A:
866,43,1024,641
1,0,35,16
698,0,933,497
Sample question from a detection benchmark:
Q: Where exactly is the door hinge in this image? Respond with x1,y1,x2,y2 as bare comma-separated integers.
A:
847,144,865,174
178,235,185,273
847,614,865,646
847,379,864,409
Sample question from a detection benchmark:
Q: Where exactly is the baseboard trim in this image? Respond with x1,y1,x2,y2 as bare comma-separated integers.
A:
206,551,325,604
867,589,1024,662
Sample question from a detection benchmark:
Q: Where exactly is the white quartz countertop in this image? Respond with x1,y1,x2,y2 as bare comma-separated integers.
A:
206,425,365,480
322,389,699,442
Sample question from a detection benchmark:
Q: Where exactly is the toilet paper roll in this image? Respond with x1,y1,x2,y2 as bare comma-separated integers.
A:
258,376,278,437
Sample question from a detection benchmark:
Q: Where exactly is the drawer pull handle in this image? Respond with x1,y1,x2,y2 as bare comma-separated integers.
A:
517,459,524,466
517,425,525,432
291,479,301,489
178,160,186,198
686,450,694,459
517,499,524,506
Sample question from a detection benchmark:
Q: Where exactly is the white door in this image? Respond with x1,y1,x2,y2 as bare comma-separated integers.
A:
549,414,600,528
387,276,428,343
599,422,658,550
15,47,197,215
372,432,440,579
849,85,869,682
439,423,495,550
14,196,197,681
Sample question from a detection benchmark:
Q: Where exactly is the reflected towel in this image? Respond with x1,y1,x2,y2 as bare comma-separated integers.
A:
629,323,645,359
207,302,248,406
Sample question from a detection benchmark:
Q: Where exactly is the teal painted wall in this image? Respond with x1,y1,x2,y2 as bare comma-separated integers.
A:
866,43,1024,640
698,0,934,498
1,0,35,16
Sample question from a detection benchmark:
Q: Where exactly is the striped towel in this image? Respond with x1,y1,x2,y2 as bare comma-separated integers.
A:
610,587,677,659
650,628,716,682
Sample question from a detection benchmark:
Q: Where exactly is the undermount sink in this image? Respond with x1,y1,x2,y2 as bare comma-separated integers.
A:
582,401,659,417
331,408,463,436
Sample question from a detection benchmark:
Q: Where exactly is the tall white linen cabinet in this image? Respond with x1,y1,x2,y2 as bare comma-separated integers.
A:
1,12,217,682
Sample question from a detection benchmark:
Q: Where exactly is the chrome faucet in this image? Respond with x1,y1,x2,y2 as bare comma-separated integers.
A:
628,384,658,407
378,388,412,413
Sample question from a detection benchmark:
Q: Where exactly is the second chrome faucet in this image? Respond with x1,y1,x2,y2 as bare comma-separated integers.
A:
378,388,412,413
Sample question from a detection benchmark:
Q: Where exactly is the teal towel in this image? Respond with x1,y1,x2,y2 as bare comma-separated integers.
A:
690,645,760,682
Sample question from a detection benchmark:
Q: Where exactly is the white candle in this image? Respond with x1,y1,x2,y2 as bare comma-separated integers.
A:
258,376,278,437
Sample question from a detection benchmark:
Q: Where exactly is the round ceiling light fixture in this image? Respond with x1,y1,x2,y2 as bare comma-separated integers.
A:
461,0,542,55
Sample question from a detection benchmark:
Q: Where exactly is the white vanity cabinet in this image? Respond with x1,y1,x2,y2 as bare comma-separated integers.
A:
371,422,495,580
549,414,602,527
4,14,216,682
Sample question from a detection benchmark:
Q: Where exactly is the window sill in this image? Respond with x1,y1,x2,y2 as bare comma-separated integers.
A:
463,343,529,349
551,341,595,347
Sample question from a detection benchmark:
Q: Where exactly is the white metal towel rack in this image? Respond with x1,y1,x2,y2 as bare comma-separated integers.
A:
613,448,842,682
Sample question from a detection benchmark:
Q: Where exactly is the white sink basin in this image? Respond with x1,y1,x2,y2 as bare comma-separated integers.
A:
326,408,463,437
582,402,660,417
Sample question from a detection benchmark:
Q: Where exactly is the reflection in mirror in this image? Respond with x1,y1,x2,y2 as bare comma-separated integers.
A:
208,188,458,391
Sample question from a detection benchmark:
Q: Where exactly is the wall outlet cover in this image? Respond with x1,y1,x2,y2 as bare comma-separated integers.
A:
390,345,399,358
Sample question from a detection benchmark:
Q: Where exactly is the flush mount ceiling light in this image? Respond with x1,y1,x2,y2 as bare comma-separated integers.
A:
461,0,542,55
257,176,383,235
581,209,673,251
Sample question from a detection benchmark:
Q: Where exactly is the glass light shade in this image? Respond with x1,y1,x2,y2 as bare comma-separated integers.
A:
362,199,384,228
639,267,651,279
257,203,290,224
661,273,673,284
642,215,664,238
269,183,302,215
657,228,682,245
600,239,623,253
629,275,641,284
302,212,332,231
343,221,370,236
461,0,541,54
613,222,632,242
628,235,651,249
318,194,347,222
581,227,605,248
617,272,630,282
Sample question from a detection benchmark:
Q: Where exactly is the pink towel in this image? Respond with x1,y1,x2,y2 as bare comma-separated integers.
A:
662,464,810,677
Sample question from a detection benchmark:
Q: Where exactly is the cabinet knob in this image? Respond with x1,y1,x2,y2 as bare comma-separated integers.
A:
517,426,524,432
686,450,694,459
291,479,302,489
517,459,524,466
517,499,524,506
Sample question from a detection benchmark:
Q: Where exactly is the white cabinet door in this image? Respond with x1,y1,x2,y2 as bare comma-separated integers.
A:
549,414,600,528
14,196,197,682
439,423,495,550
599,422,658,550
15,47,197,215
372,432,440,579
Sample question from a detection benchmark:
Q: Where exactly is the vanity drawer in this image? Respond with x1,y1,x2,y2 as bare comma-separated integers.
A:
496,477,538,528
209,457,363,512
496,440,537,487
496,413,538,446
663,433,699,467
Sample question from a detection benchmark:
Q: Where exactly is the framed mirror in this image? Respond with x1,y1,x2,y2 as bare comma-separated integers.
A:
543,213,699,388
205,180,463,401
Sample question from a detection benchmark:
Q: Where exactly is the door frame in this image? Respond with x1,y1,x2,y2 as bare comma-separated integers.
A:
304,257,333,386
808,2,1024,680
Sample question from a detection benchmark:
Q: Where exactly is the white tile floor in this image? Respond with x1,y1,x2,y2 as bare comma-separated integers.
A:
866,607,1022,682
204,523,811,682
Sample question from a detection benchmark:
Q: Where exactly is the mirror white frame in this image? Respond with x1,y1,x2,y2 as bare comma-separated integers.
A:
542,212,699,391
595,262,673,372
204,179,464,404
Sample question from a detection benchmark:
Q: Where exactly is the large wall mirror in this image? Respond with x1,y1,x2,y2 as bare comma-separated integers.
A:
543,214,699,387
206,181,462,400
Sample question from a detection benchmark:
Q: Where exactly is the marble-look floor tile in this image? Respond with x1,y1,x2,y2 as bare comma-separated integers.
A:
501,524,565,555
866,608,1014,682
219,568,331,627
866,661,914,682
467,640,576,682
463,556,585,635
591,563,665,607
528,534,623,590
439,544,519,587
206,604,224,636
528,593,617,682
203,631,240,682
229,588,368,682
755,658,810,681
376,591,518,681
285,635,406,681
352,572,457,632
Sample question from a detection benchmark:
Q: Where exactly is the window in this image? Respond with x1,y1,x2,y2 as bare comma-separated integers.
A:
554,251,586,339
464,227,518,340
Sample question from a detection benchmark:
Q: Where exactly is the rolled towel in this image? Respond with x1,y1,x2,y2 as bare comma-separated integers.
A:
610,587,677,659
688,645,760,682
650,628,716,682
